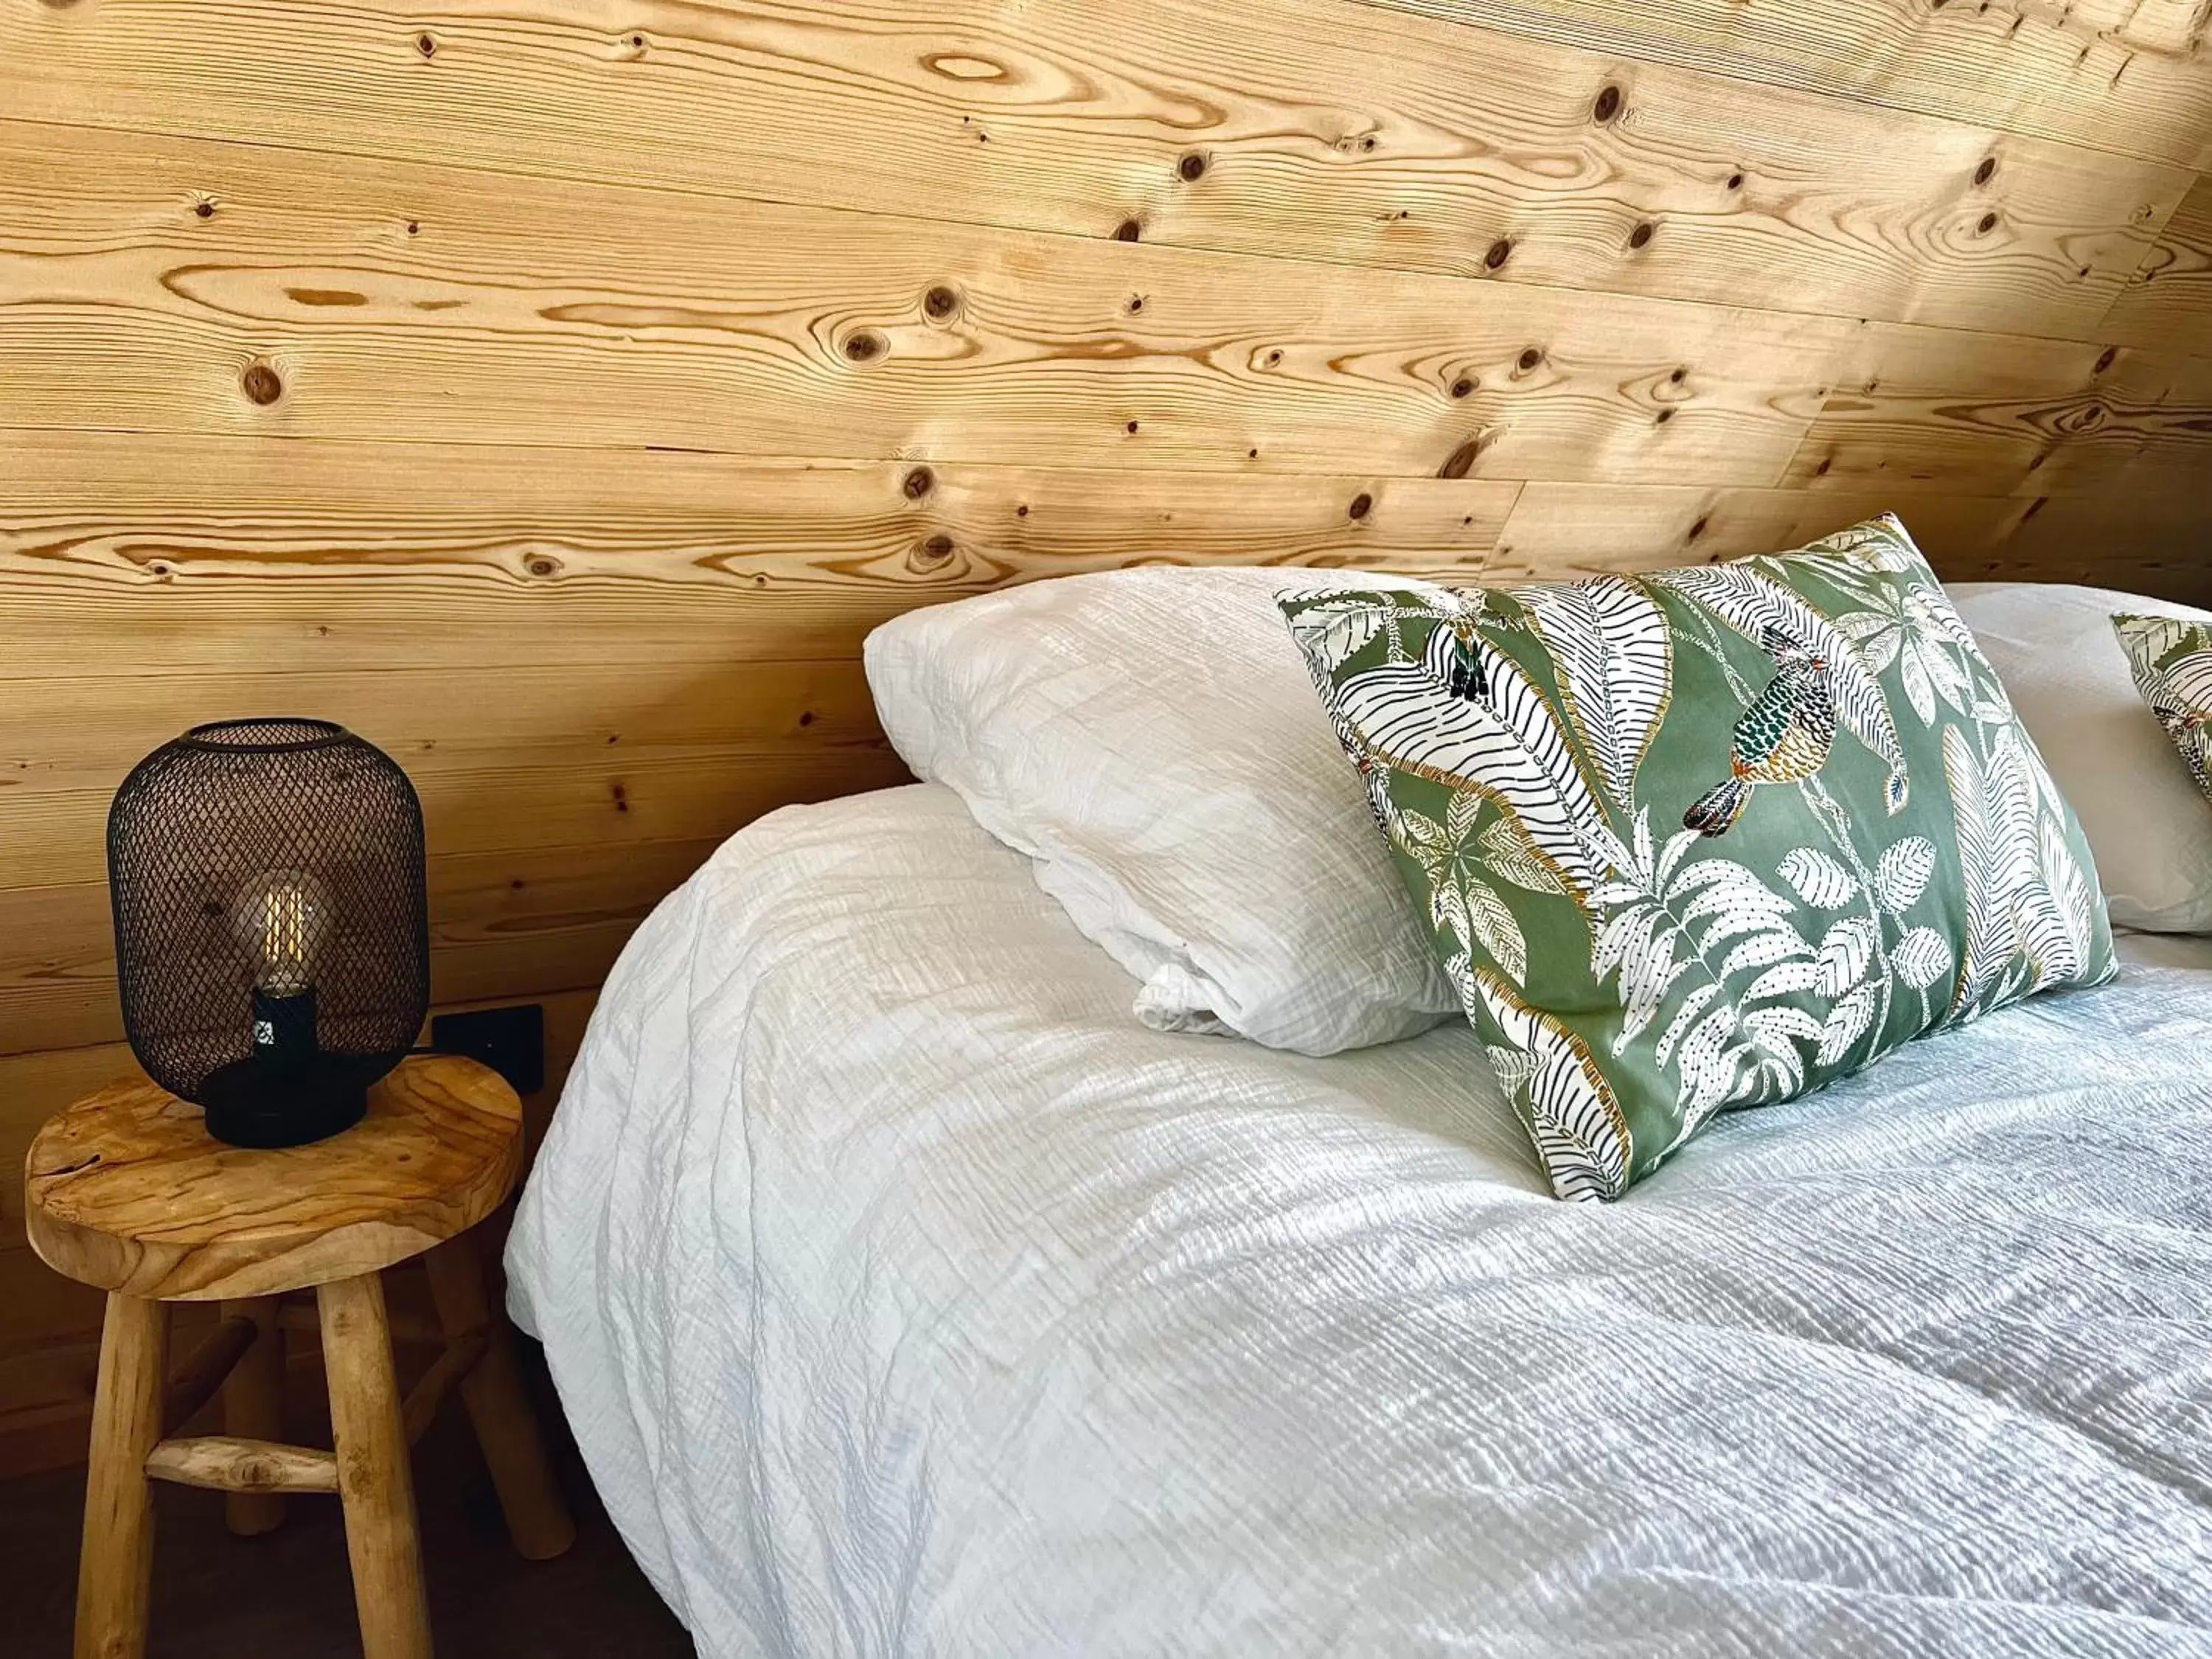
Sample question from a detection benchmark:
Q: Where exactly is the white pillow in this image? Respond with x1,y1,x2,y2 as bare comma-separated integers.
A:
863,567,1455,1054
1950,581,2212,933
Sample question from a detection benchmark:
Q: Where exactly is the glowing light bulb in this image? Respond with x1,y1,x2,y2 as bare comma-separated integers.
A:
231,869,332,996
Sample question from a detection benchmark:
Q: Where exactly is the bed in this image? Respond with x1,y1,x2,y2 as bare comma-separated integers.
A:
507,782,2212,1659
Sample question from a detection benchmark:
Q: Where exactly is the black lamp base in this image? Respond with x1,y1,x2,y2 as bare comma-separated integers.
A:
199,1054,368,1149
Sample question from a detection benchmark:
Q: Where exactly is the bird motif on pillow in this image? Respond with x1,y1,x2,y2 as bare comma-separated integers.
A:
1684,625,1837,837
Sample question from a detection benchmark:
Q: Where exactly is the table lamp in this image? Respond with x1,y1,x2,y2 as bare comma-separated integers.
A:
107,719,429,1147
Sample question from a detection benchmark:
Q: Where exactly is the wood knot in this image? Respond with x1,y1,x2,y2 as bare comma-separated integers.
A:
1484,237,1512,271
406,220,420,235
1115,218,1141,242
1655,407,1675,424
2094,346,2118,373
902,466,934,499
1438,434,1491,479
1669,366,1686,384
843,330,886,362
1688,515,1709,540
1450,376,1475,398
1517,347,1543,372
416,32,436,56
1628,221,1655,250
1348,493,1373,520
1593,85,1622,123
193,200,216,219
1974,156,1997,186
1814,456,1832,477
1178,153,1207,182
923,285,960,320
1977,211,1998,234
1265,348,1283,367
1125,419,1141,434
240,362,283,405
526,556,560,578
1726,172,1744,191
920,534,956,560
611,782,629,813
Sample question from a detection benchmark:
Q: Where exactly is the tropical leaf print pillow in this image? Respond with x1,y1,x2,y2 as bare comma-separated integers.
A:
2113,613,2212,806
1281,515,2115,1202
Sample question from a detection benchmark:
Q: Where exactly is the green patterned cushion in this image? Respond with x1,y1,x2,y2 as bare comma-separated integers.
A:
2113,613,2212,805
1281,515,2115,1201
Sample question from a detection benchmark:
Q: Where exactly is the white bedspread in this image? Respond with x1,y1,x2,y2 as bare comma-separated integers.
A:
507,785,2212,1658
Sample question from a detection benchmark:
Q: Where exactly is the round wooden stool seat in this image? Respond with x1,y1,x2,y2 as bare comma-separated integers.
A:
25,1054,521,1302
23,1054,571,1659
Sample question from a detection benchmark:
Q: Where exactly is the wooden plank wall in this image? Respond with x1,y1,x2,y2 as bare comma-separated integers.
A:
1,0,2208,1473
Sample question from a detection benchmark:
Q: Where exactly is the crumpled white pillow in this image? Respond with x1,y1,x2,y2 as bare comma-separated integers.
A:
863,566,1456,1054
1950,581,2212,933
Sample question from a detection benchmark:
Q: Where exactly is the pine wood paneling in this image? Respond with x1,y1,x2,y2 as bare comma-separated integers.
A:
1997,491,2212,594
0,0,2192,338
1781,325,2212,498
2104,174,2212,357
1,433,1523,675
1364,0,2212,168
1487,484,2042,579
0,126,1846,484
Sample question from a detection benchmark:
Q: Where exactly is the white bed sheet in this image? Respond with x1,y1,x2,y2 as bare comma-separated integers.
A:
508,785,2212,1659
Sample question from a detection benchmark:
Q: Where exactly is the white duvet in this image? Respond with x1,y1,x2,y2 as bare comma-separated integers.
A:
507,785,2212,1659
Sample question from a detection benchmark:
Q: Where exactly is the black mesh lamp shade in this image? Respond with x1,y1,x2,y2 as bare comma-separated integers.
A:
107,720,429,1149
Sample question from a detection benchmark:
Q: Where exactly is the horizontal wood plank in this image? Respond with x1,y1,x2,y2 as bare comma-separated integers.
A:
0,126,1848,484
1996,492,2212,599
0,658,880,785
1780,324,2212,499
0,0,2191,342
1486,483,2039,578
2102,173,2212,358
1489,481,2210,605
1364,0,2212,169
1,743,911,895
0,433,1513,675
0,1253,108,1353
0,840,716,1057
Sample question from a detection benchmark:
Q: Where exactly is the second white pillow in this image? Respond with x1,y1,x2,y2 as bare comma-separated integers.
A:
1950,581,2212,933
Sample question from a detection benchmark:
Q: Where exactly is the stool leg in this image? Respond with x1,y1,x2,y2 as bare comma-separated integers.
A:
77,1293,166,1659
319,1273,432,1659
424,1234,576,1560
220,1296,285,1536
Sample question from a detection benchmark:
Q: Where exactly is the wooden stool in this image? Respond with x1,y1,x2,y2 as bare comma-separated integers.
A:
24,1053,576,1659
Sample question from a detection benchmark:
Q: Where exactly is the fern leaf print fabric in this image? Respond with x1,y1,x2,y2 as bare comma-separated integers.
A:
2114,613,2212,806
1283,515,2115,1201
